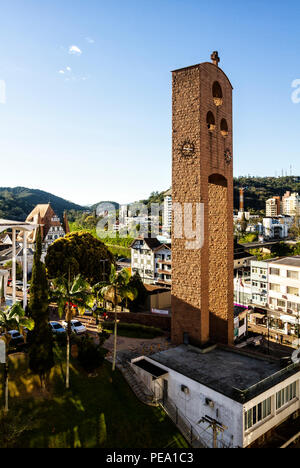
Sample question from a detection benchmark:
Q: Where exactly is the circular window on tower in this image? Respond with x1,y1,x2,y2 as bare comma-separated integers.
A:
212,81,223,106
220,118,229,137
206,111,216,131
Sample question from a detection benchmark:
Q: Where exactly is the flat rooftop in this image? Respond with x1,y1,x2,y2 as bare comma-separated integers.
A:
150,345,300,403
271,256,300,267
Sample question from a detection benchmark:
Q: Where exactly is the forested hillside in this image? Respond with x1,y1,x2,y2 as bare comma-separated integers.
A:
234,176,300,212
1,177,300,222
0,187,85,221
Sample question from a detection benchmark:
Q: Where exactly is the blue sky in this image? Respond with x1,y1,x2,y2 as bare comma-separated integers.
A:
1,0,300,205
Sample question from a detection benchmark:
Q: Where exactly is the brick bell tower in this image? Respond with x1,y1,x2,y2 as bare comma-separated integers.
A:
171,52,234,346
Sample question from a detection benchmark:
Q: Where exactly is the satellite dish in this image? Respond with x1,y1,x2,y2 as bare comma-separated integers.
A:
291,348,300,364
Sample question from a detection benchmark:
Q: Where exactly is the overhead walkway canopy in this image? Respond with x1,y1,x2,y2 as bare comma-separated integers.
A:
0,219,38,308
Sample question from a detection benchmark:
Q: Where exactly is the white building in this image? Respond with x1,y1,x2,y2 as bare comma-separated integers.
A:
266,197,282,217
251,260,269,308
282,192,300,217
263,216,293,240
162,189,172,236
131,238,171,287
268,257,300,333
234,275,252,307
119,204,128,224
131,345,300,448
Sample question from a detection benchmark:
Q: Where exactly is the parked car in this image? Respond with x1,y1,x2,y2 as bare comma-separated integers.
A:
49,321,66,335
15,281,24,291
3,330,25,347
61,320,87,335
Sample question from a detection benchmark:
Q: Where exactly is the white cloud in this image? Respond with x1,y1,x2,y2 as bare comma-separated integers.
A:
69,45,82,55
86,37,95,44
66,66,72,72
59,70,65,74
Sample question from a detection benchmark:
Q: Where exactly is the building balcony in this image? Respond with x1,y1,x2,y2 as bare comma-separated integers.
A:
156,279,172,287
157,268,172,275
157,259,172,266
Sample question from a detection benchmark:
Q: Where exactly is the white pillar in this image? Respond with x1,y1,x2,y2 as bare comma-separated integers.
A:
23,231,28,309
12,228,16,305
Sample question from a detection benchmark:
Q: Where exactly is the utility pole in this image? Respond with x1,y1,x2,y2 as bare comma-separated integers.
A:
198,416,228,448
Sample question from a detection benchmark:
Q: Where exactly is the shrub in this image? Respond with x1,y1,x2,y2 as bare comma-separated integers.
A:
76,336,108,373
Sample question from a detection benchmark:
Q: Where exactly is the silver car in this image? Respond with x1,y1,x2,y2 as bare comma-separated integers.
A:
62,320,87,335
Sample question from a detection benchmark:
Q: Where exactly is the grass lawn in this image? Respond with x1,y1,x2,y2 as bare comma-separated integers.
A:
0,347,188,449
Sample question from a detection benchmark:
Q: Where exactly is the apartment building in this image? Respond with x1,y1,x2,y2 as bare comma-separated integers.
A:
162,189,172,236
282,192,300,216
251,260,269,307
268,257,300,333
131,238,171,287
266,197,282,217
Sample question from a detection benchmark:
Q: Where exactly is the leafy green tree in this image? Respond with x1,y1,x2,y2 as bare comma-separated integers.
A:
0,304,34,412
28,229,54,389
3,261,23,281
290,215,300,241
293,243,300,255
50,274,93,389
45,232,114,285
76,335,107,373
126,272,148,312
101,266,137,371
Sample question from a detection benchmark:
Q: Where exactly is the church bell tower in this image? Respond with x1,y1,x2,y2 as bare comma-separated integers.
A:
171,52,234,346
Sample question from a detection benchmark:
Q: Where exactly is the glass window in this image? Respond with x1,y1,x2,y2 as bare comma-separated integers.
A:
287,270,299,280
270,268,280,276
244,397,272,431
276,382,297,410
287,286,299,296
270,283,280,292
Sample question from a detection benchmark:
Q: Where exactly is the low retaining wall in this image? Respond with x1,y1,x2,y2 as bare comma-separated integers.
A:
105,311,171,331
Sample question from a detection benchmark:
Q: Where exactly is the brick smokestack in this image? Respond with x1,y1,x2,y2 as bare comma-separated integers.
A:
239,188,245,212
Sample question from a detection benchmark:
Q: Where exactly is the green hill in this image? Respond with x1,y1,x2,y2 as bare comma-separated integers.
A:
0,187,85,221
140,178,300,213
234,176,300,212
1,177,300,223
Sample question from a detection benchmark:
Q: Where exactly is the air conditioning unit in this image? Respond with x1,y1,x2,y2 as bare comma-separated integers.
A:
205,398,215,408
181,385,189,395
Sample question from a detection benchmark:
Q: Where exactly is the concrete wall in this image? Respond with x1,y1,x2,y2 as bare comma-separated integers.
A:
243,371,300,447
147,291,171,310
132,356,300,448
132,356,244,448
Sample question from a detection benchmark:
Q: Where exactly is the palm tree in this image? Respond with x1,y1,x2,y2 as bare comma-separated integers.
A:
50,274,93,390
0,303,34,412
101,266,137,372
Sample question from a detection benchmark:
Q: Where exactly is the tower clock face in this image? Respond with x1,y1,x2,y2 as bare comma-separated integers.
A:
180,141,195,157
